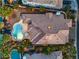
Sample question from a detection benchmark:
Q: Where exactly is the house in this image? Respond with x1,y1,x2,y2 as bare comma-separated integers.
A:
19,12,72,44
21,0,63,9
23,51,63,59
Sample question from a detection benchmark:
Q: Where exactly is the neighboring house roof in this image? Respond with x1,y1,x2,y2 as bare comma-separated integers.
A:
22,0,63,9
23,51,63,59
20,13,72,44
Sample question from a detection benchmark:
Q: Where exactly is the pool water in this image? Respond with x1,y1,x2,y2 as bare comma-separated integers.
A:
0,16,3,22
11,49,21,59
12,23,23,40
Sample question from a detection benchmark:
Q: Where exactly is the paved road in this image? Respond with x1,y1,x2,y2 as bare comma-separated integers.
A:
77,0,79,59
77,17,79,59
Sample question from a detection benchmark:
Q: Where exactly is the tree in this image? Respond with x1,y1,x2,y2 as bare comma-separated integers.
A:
13,39,32,54
63,5,75,20
0,51,3,59
0,0,2,5
3,34,11,43
0,0,2,2
0,40,3,48
3,47,9,59
0,6,13,17
28,6,35,12
70,46,76,57
13,4,19,9
0,22,4,29
42,46,53,55
39,6,46,12
63,5,71,12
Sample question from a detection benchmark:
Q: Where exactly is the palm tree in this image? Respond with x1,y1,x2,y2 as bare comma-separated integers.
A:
63,5,75,20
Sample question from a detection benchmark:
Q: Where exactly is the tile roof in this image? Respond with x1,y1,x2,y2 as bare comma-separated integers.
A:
21,13,71,44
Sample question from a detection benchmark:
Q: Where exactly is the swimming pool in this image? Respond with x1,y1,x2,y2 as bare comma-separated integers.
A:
11,49,21,59
0,16,3,22
21,0,56,8
12,23,23,40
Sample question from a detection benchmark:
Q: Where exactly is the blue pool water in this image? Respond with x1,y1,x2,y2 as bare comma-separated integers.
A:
12,23,23,39
11,49,21,59
0,16,3,22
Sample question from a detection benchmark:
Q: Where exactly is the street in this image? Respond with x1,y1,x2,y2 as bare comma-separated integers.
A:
77,1,79,59
77,0,79,59
77,17,79,59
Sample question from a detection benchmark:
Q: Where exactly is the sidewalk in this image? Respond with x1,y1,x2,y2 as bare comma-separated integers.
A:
71,0,78,59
